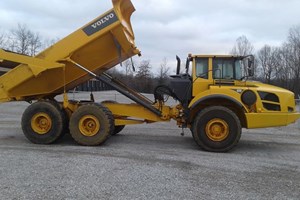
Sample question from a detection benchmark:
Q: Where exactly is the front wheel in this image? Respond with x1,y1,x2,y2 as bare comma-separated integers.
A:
192,106,241,152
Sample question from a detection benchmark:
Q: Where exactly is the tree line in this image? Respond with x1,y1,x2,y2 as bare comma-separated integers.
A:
1,24,300,97
107,58,170,93
0,24,43,56
231,26,300,97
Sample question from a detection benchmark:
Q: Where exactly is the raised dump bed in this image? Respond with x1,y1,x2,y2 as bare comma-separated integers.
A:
0,0,140,103
0,0,164,148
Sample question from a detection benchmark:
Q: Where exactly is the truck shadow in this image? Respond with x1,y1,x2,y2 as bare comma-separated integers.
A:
55,131,200,150
17,129,296,154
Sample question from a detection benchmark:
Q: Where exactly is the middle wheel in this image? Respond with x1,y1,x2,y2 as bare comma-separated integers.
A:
69,103,114,146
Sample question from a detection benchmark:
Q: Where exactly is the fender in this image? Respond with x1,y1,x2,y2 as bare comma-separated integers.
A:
189,94,245,111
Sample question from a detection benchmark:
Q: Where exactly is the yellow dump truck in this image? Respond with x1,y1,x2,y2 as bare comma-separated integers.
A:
0,0,299,152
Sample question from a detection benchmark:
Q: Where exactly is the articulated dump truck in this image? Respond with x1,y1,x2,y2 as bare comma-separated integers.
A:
0,0,299,152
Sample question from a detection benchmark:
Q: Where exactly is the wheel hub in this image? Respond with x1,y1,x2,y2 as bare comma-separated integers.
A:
205,118,229,142
79,115,100,137
31,113,52,135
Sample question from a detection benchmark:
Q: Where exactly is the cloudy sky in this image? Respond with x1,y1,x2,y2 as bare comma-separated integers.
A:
1,0,300,71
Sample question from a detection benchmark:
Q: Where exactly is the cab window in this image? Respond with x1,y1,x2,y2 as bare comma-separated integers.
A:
195,58,209,79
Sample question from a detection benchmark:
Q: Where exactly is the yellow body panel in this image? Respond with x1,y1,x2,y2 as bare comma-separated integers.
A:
102,102,180,125
0,0,139,102
189,86,249,111
246,112,300,128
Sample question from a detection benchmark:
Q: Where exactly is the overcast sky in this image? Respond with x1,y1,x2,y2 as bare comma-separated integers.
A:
1,0,300,72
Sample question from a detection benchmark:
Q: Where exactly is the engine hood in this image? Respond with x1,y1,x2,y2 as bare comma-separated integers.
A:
246,81,294,95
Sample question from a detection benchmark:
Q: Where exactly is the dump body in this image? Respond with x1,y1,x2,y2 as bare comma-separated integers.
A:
0,0,140,102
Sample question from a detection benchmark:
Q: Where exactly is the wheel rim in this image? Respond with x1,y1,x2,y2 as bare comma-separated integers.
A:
205,118,229,142
79,115,100,137
31,113,52,135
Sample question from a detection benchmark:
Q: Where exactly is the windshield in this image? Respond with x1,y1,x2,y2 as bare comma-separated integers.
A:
212,58,243,80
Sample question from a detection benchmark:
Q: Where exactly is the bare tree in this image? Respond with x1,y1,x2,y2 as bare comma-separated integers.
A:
275,45,293,89
124,59,134,77
135,60,153,92
268,26,300,95
136,60,152,79
10,24,31,54
286,26,300,96
28,32,42,56
259,26,300,95
231,35,256,78
8,24,42,56
231,35,254,56
257,45,279,84
157,57,170,85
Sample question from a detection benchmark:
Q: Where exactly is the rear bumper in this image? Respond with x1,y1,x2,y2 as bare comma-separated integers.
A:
245,112,300,129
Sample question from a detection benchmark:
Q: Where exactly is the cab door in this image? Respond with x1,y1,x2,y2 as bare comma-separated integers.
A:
192,57,213,96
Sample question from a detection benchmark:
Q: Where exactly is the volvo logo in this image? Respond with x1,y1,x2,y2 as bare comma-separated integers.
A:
91,13,115,29
83,11,118,36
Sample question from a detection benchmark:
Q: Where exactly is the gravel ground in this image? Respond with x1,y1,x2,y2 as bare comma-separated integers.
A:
0,91,299,200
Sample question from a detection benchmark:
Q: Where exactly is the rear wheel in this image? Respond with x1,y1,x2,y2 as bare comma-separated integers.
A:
21,101,66,144
69,103,114,146
192,106,241,152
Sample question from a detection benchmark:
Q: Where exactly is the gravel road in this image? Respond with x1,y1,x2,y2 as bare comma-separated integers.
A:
0,91,299,200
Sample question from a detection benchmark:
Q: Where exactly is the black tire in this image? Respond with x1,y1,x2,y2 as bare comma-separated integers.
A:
112,125,125,135
69,103,114,146
21,101,66,144
48,100,69,136
192,106,241,152
101,100,124,136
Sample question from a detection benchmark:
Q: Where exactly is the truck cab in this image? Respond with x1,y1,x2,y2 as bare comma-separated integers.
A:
192,55,249,94
170,54,299,128
184,54,298,127
163,54,300,151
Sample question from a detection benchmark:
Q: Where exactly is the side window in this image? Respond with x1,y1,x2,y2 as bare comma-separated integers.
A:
195,58,208,79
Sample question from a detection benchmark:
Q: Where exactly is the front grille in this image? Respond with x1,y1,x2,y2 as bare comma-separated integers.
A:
258,91,279,102
258,91,281,111
263,102,281,111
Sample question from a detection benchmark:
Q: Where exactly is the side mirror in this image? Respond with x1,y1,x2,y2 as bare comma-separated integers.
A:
176,55,181,75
